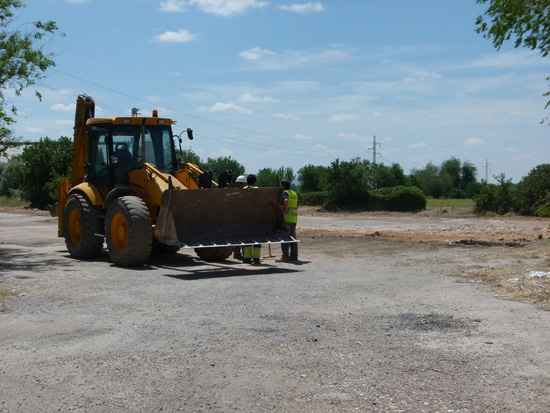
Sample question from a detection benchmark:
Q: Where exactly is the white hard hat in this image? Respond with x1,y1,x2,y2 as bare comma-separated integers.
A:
236,175,247,183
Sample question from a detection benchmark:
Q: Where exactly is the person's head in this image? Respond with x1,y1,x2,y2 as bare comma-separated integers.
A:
235,175,247,188
247,174,257,186
280,179,291,190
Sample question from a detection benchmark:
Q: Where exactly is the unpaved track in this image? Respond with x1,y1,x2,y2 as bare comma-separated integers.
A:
1,210,550,412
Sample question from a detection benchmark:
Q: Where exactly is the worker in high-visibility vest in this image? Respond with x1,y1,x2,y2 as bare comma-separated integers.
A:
277,179,298,262
243,174,262,265
233,175,248,260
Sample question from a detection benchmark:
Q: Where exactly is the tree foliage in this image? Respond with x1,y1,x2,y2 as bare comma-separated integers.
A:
0,1,62,156
321,158,370,207
473,173,514,215
476,0,550,110
376,162,408,189
298,164,327,192
410,157,478,198
15,136,72,209
203,156,245,179
256,166,294,187
179,148,204,169
513,163,550,215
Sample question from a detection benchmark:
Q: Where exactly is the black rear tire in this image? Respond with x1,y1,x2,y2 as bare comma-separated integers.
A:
63,193,104,259
151,238,180,255
105,196,152,266
194,247,234,261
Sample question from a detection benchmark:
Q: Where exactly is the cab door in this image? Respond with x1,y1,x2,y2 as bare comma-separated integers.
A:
87,127,111,197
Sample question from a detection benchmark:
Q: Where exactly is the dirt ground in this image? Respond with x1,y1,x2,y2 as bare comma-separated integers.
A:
1,208,550,412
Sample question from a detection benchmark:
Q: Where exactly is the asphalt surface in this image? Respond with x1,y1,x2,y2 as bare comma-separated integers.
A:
1,210,550,412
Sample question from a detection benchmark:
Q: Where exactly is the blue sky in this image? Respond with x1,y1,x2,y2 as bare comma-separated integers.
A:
7,0,549,183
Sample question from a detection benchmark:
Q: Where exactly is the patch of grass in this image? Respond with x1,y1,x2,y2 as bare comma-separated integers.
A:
0,284,19,311
426,198,474,208
423,198,474,215
0,196,29,208
0,285,18,300
460,240,550,310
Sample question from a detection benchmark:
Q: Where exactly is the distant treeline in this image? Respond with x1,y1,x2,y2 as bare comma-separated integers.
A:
1,137,549,216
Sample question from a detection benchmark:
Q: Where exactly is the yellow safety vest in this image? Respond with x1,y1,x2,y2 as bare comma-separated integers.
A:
283,189,298,224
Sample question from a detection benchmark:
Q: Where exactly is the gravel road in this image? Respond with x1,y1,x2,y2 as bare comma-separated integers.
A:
1,210,550,412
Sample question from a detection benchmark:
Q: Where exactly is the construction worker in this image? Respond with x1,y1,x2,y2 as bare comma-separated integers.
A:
278,179,298,262
243,174,261,265
233,175,248,260
235,174,247,188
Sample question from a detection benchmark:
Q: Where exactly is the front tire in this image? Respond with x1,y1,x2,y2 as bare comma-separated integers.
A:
105,196,152,266
194,247,234,261
63,193,104,259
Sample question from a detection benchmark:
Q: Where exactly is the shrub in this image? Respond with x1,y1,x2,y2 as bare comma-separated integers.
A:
377,186,426,212
300,191,326,206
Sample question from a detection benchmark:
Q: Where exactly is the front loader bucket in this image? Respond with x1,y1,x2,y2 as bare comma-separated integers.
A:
155,188,295,248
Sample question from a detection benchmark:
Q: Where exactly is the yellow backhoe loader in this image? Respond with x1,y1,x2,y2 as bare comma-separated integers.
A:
56,95,294,266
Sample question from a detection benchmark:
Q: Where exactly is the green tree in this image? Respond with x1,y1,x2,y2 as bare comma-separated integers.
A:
276,166,295,186
17,136,72,209
0,1,62,156
203,156,245,178
473,173,514,215
256,168,277,187
461,161,479,197
411,162,446,198
0,156,24,197
513,163,550,215
476,0,550,111
180,148,204,169
255,166,294,187
321,158,370,207
441,157,462,190
376,162,407,189
298,164,326,192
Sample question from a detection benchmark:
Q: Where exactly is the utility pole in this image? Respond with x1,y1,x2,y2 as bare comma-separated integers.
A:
483,158,491,182
368,135,381,189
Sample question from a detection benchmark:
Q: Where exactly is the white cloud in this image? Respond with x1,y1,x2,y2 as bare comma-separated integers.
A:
277,2,324,13
50,103,74,112
153,29,197,43
66,0,89,3
199,102,253,114
465,137,484,146
239,93,277,103
159,0,186,12
373,112,382,119
329,114,360,123
190,0,268,17
54,120,73,126
506,147,519,152
273,113,299,121
408,142,427,149
239,47,276,61
461,50,544,70
25,127,46,134
239,46,349,70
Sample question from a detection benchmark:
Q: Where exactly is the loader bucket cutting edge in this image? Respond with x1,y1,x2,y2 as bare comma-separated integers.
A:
154,188,296,248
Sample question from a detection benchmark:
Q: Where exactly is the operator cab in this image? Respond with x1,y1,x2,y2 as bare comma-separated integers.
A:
86,119,177,196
